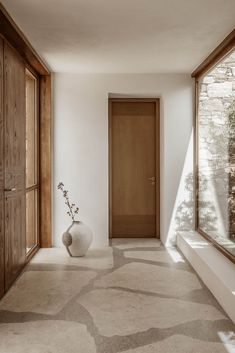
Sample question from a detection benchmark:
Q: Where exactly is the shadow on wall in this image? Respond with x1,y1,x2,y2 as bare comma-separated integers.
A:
165,131,194,246
165,130,217,246
175,172,217,233
174,172,194,232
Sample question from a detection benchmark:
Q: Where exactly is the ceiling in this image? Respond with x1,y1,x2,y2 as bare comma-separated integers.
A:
2,0,235,73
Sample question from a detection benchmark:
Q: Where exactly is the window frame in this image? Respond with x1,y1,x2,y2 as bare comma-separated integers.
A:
193,30,235,264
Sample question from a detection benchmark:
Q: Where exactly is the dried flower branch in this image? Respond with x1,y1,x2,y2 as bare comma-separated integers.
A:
57,182,79,221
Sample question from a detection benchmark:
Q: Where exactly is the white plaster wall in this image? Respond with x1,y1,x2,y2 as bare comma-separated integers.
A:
53,74,193,248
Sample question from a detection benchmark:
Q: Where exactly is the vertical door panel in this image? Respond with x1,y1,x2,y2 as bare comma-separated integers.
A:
26,70,39,254
112,101,158,237
4,43,26,290
26,72,38,188
0,38,4,298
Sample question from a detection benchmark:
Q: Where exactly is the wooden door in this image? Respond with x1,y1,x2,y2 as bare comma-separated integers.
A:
0,38,4,297
4,43,26,290
109,99,160,238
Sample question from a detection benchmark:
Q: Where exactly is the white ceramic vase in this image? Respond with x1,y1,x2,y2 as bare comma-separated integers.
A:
62,221,93,257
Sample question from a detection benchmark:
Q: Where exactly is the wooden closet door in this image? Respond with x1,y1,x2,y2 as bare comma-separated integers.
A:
4,43,26,290
0,38,4,298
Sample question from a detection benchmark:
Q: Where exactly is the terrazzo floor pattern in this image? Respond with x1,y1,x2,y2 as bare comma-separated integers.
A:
0,238,234,353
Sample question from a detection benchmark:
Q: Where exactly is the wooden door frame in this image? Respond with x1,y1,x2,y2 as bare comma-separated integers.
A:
0,4,52,253
108,98,160,239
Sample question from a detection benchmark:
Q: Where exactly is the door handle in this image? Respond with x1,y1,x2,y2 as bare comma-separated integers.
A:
4,187,17,192
148,177,156,182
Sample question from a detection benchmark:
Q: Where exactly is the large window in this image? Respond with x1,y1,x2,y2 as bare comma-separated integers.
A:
26,69,39,255
197,48,235,261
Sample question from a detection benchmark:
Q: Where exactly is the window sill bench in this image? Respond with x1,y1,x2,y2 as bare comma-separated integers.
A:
177,231,235,323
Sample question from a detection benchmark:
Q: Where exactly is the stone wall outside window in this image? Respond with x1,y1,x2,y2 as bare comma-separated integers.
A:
198,49,235,257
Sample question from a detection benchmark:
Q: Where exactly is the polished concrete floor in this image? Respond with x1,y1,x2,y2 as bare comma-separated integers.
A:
0,239,234,353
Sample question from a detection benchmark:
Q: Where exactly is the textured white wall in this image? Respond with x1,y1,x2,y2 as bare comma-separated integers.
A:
53,73,193,248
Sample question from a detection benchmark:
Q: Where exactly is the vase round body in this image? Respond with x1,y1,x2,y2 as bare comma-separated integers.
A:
63,221,93,257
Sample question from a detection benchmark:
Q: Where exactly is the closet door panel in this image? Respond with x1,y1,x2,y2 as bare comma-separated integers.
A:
4,43,26,290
